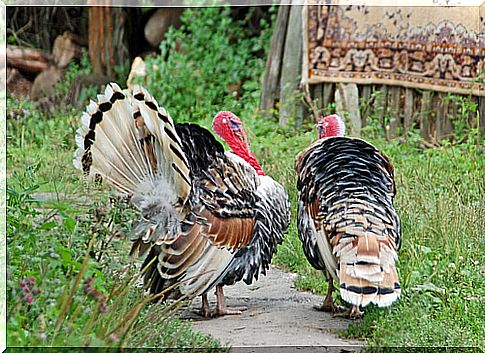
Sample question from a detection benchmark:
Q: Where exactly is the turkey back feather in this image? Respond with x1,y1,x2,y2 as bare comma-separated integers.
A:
220,173,290,286
296,137,401,308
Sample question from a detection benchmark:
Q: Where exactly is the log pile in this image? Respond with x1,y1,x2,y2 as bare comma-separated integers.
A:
6,46,51,74
6,31,84,101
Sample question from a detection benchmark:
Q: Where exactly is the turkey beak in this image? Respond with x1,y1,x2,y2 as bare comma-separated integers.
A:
234,129,245,142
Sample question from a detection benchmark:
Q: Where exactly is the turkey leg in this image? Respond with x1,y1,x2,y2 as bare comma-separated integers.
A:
314,277,337,312
214,285,247,316
197,293,211,318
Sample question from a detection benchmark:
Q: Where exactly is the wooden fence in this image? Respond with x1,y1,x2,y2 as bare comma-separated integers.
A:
259,3,485,142
309,82,483,142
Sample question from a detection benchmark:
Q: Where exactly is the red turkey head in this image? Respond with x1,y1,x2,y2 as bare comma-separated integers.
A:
212,111,248,145
317,114,346,138
213,111,265,176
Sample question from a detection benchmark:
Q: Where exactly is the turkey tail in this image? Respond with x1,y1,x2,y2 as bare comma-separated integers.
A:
73,83,192,206
337,232,401,308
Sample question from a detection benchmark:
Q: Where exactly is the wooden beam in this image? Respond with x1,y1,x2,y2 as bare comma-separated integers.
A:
279,3,303,126
259,5,290,116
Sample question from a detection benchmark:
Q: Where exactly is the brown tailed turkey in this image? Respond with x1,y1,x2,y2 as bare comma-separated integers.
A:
296,114,401,318
73,83,289,317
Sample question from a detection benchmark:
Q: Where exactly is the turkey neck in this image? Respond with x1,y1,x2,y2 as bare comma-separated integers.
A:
227,137,265,176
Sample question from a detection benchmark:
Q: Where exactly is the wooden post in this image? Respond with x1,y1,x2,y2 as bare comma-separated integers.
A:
388,86,401,138
479,96,485,136
360,85,372,128
403,88,414,131
335,83,361,135
436,93,452,140
376,85,388,130
420,90,432,141
313,84,323,113
322,83,334,114
279,2,303,126
259,5,290,116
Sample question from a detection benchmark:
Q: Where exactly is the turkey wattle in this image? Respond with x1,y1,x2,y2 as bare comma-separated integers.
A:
73,83,289,317
295,114,401,318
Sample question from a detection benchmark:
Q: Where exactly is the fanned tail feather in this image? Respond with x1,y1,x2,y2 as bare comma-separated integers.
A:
73,83,192,207
338,233,401,308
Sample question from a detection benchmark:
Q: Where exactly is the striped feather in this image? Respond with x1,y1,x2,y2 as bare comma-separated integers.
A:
73,83,192,209
220,172,290,286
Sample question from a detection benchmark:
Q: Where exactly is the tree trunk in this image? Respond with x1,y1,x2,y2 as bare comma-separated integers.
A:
259,5,290,117
279,2,303,126
88,5,129,80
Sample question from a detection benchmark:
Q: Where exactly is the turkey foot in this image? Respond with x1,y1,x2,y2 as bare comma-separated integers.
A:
213,285,248,317
332,305,364,319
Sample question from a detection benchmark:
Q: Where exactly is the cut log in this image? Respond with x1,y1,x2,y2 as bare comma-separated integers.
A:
6,67,32,99
6,46,51,74
30,66,63,101
260,5,290,116
52,31,83,68
127,56,146,89
144,8,184,48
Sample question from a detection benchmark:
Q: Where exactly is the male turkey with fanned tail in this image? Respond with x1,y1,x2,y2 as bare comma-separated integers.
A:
73,83,289,317
295,114,401,319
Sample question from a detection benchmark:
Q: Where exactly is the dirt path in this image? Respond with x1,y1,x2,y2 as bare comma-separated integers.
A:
182,266,364,350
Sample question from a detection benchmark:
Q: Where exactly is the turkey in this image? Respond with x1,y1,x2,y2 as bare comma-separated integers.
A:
295,114,401,318
73,83,289,317
211,111,290,315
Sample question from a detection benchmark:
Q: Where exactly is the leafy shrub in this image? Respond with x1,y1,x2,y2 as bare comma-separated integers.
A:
141,6,274,122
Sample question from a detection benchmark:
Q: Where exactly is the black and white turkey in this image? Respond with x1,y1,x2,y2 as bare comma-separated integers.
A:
295,114,401,318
